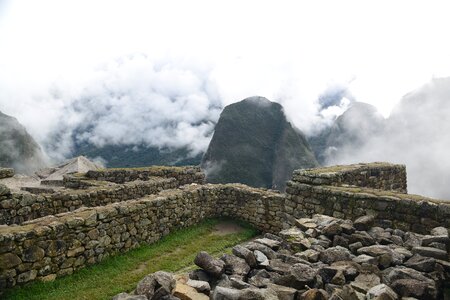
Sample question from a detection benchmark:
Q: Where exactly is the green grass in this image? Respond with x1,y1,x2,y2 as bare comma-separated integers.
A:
3,218,258,300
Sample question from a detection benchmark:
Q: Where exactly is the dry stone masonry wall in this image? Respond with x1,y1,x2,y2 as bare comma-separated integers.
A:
286,163,450,234
0,178,179,226
0,162,449,291
85,166,205,185
0,184,283,289
292,162,407,193
0,166,204,226
0,168,14,180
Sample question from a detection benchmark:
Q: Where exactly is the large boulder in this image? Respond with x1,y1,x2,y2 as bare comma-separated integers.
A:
404,254,436,272
353,215,375,231
319,246,353,264
135,271,176,300
220,254,250,276
366,284,398,300
274,263,317,289
194,251,225,278
232,245,257,267
112,293,147,300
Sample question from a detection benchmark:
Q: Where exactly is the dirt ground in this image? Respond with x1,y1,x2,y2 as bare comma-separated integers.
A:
211,221,245,236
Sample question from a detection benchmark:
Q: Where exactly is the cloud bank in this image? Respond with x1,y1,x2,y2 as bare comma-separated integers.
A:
1,53,450,199
324,78,450,199
0,53,347,162
1,55,223,161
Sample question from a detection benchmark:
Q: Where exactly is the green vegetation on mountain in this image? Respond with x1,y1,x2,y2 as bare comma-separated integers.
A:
0,111,46,173
201,96,318,190
73,143,202,168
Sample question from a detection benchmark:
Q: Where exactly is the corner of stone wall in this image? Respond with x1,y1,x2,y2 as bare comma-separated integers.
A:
0,168,14,179
291,162,407,193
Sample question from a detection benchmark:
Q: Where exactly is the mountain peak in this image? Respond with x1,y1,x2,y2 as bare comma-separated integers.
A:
202,97,318,190
0,111,47,173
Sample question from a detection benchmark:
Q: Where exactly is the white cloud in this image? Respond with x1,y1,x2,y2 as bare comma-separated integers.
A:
1,0,450,197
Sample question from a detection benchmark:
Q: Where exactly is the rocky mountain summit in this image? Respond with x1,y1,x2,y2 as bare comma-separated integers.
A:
202,96,318,191
0,111,46,173
309,102,384,164
114,214,449,300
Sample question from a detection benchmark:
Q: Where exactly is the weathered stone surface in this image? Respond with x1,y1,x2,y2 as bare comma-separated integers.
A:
220,254,250,276
275,263,317,289
421,235,450,246
174,281,209,300
0,252,22,269
22,246,45,262
353,254,377,265
254,250,269,266
348,242,363,253
322,221,342,237
194,251,225,278
350,273,380,293
404,232,422,249
17,269,37,283
404,254,436,272
296,218,317,231
189,269,210,282
232,245,257,267
381,266,437,298
298,288,328,300
245,242,276,259
330,284,365,300
248,269,274,287
296,249,319,263
366,284,398,300
412,246,447,260
431,227,448,237
239,287,279,300
186,279,210,293
135,271,176,299
112,293,147,300
0,169,14,180
390,279,428,299
254,238,281,250
354,215,375,231
46,240,67,257
319,246,352,264
266,283,297,300
210,286,241,300
357,245,403,267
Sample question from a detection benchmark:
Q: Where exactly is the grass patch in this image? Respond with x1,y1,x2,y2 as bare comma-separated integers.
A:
3,218,258,300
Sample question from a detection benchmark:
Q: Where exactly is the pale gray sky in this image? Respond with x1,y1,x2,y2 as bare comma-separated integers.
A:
0,0,449,146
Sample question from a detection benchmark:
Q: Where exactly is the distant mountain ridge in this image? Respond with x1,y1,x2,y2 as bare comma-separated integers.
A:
309,102,384,164
0,111,46,173
201,96,319,190
72,142,202,168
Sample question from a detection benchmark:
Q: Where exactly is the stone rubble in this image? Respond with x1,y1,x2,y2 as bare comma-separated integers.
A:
114,214,449,300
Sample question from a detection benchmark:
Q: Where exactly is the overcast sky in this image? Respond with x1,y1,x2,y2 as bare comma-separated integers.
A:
1,0,450,152
2,1,450,109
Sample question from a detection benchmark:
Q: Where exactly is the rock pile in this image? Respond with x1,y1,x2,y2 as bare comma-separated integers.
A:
114,214,449,299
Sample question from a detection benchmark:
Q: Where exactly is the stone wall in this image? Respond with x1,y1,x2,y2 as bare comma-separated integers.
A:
0,178,178,226
0,168,14,179
292,162,407,193
0,184,284,289
85,166,205,185
1,161,449,290
0,166,204,226
286,163,450,234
